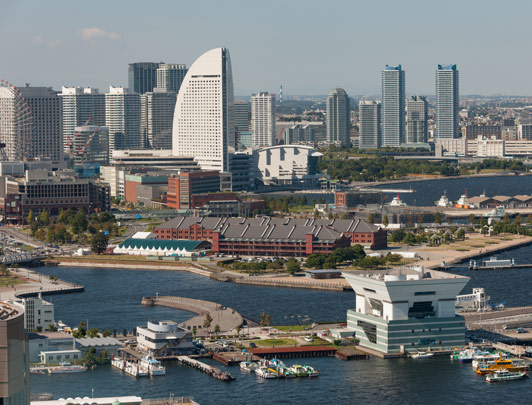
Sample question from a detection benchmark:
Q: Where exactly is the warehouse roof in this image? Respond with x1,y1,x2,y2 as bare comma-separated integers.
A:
118,239,210,251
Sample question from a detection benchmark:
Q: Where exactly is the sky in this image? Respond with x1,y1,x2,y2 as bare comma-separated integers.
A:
2,0,532,96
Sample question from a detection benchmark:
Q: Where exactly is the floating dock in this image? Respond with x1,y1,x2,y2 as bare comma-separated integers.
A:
177,356,235,382
335,348,370,361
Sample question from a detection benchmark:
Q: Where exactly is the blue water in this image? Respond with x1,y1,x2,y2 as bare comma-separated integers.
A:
267,174,532,207
30,250,532,404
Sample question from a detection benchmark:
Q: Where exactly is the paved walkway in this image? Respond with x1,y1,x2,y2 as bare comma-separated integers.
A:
0,267,83,301
142,296,243,335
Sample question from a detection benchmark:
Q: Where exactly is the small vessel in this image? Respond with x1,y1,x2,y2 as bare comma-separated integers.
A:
112,356,148,378
30,367,47,375
389,194,407,207
435,192,453,208
410,351,434,359
455,192,471,209
477,358,529,375
139,354,166,376
288,364,309,377
486,369,527,382
240,361,259,372
255,366,277,379
47,362,87,374
304,365,319,377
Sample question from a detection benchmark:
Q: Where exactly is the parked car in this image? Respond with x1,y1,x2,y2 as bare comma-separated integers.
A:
249,342,257,348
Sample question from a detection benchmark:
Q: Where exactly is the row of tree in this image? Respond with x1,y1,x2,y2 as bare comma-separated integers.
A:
304,245,366,269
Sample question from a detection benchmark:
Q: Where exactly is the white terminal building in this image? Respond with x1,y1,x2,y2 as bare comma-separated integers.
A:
136,320,193,355
342,267,469,355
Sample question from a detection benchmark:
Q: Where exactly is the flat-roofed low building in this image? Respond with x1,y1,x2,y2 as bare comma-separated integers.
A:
28,331,75,363
39,349,82,364
342,267,469,355
136,320,193,355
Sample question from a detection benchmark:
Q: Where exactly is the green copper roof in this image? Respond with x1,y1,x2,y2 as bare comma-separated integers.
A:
118,238,207,251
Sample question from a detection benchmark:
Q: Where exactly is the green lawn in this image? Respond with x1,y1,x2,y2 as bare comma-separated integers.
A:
255,338,297,347
274,325,312,332
0,276,24,287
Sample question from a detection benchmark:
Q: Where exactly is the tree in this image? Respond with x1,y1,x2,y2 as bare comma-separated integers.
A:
192,326,197,337
434,212,442,225
468,214,476,224
514,214,523,225
48,324,58,332
403,233,416,245
213,324,221,335
38,209,50,226
368,213,375,224
391,229,406,243
0,264,9,277
102,329,111,337
286,258,301,275
203,313,213,329
71,211,89,234
46,227,55,243
265,314,271,326
87,328,100,338
456,228,466,240
481,225,489,236
27,210,34,224
382,215,389,227
91,232,109,254
260,312,267,327
305,254,326,269
502,213,511,224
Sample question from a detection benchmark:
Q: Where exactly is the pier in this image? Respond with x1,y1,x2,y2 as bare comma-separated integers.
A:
177,356,234,381
249,346,337,359
141,296,243,334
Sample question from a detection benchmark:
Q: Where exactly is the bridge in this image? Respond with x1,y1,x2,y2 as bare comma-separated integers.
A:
1,253,45,266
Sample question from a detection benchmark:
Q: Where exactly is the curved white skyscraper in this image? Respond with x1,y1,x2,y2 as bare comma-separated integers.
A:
172,48,235,171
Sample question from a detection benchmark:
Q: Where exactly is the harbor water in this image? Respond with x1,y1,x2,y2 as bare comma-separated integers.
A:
31,247,532,404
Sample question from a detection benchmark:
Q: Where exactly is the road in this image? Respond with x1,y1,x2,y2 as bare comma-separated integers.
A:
111,222,147,243
0,227,45,248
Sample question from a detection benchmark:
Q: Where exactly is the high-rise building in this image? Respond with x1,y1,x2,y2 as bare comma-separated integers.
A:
234,101,250,133
326,88,350,146
172,48,235,172
72,125,109,166
436,64,459,139
359,101,381,149
60,86,105,153
251,92,276,147
382,65,405,147
141,89,177,149
156,64,188,93
0,85,63,161
0,301,29,404
406,96,428,143
128,62,159,95
105,86,141,152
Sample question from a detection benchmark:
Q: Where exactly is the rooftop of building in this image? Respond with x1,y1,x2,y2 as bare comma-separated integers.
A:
118,238,210,251
0,302,20,320
76,336,122,347
28,331,73,340
342,267,469,282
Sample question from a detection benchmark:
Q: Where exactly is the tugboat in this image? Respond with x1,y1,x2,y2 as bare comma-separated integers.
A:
389,194,407,207
435,191,453,207
455,191,471,209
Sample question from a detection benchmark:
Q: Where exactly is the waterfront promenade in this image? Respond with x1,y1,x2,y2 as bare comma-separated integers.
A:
0,267,83,301
141,296,243,334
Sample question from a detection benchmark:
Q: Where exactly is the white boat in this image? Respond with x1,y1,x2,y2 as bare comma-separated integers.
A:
484,205,505,218
455,192,471,209
255,366,277,379
486,369,527,382
410,351,434,359
389,194,407,207
240,361,259,372
435,192,453,208
47,362,87,374
139,354,166,376
112,356,148,377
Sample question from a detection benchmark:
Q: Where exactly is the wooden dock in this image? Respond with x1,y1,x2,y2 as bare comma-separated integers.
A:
335,348,370,361
249,346,337,359
213,351,261,366
177,356,235,382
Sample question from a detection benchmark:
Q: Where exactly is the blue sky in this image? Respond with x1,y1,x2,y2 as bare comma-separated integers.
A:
2,0,531,96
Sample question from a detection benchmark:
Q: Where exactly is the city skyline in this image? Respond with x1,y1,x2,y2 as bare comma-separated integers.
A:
3,0,532,96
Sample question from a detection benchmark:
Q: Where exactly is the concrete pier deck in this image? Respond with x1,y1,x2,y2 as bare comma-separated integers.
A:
141,296,243,334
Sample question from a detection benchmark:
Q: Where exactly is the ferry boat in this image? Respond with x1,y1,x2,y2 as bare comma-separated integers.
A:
139,354,166,376
112,356,148,378
476,358,529,375
410,351,434,359
255,366,277,379
486,369,527,382
435,192,453,208
389,194,407,207
240,361,259,372
47,362,87,374
472,353,508,370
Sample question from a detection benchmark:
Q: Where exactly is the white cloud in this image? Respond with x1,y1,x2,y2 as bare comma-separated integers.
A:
47,40,62,49
78,27,120,41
